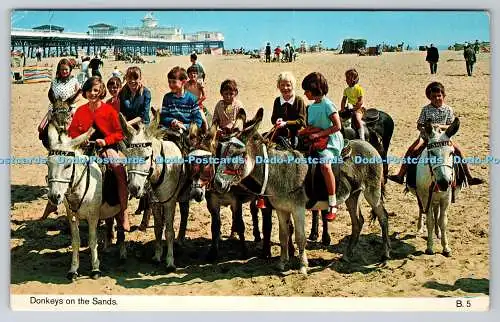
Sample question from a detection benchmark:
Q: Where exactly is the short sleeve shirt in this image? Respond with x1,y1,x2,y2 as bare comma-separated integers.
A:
343,84,364,105
49,76,80,110
417,104,454,126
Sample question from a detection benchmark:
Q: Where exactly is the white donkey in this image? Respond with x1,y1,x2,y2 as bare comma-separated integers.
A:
118,113,186,271
409,118,462,257
46,124,124,280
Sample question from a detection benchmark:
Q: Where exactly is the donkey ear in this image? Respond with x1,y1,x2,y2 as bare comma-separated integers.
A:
70,127,94,149
445,117,460,138
149,106,161,132
119,112,136,139
234,108,247,130
254,107,264,123
189,121,199,139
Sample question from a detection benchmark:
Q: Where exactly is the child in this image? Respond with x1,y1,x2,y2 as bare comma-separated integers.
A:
38,58,82,219
189,53,206,81
340,68,365,140
68,76,130,231
212,79,245,134
388,82,483,185
271,71,306,149
119,66,151,127
184,65,208,132
106,76,122,113
159,66,203,131
301,72,344,221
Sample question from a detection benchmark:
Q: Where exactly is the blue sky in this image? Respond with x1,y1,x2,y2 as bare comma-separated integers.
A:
11,10,490,50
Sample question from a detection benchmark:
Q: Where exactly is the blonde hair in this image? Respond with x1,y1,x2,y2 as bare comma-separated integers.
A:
276,71,297,90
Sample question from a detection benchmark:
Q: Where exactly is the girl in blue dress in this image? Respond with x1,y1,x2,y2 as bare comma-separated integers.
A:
301,72,344,221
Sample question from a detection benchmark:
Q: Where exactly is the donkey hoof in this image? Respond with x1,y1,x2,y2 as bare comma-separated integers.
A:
206,248,219,262
165,265,176,273
425,249,434,255
443,250,452,257
66,272,78,281
299,266,308,276
321,234,331,246
90,270,101,280
254,235,262,243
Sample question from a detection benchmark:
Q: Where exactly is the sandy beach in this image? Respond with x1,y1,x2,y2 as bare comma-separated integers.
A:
10,50,490,299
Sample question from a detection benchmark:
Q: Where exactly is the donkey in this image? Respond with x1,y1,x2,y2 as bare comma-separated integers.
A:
46,124,125,280
406,118,463,257
119,112,188,271
214,121,391,274
187,111,293,261
339,107,394,182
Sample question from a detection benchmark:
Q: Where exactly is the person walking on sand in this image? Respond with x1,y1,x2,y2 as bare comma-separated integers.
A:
426,44,439,74
463,43,477,77
265,42,272,63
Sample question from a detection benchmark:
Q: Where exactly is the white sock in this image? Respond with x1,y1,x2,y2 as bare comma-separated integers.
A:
358,127,365,140
328,195,337,207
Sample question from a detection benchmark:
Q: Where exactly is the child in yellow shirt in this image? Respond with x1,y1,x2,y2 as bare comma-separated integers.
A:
340,68,365,140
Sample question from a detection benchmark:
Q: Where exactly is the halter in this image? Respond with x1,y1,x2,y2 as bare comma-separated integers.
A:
188,149,215,189
47,149,91,213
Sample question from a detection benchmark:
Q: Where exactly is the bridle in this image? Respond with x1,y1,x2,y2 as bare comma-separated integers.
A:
47,149,90,212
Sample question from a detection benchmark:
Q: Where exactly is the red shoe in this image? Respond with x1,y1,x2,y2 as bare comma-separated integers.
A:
325,206,338,222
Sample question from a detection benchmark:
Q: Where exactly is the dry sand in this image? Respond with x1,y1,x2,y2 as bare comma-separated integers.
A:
10,51,489,298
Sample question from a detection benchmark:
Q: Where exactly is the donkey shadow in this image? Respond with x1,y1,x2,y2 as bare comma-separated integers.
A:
11,184,48,208
423,278,489,295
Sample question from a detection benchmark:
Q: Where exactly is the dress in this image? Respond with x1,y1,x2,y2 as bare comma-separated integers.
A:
49,76,80,110
307,97,344,159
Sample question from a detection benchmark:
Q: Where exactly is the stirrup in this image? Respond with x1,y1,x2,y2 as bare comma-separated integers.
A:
325,205,338,222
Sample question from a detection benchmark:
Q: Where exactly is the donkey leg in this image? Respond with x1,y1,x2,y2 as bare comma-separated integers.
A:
287,217,295,258
373,204,391,261
417,209,425,235
152,204,164,264
434,205,442,239
308,210,320,241
344,191,363,261
177,201,189,244
87,216,101,279
164,201,177,271
207,197,222,261
67,214,80,281
292,207,308,275
276,210,291,271
320,210,331,246
425,206,435,255
261,206,272,259
139,205,152,232
231,199,248,259
439,202,451,257
250,199,262,242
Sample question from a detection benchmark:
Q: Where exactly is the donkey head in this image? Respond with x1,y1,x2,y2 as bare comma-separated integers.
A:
213,115,263,193
46,127,94,205
424,117,460,191
119,111,165,197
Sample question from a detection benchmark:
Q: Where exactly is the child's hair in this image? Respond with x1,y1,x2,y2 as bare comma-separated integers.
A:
276,71,296,89
107,76,122,90
301,72,328,96
56,58,73,79
190,53,198,61
345,68,359,84
125,66,142,80
425,81,446,99
82,76,107,99
167,66,188,81
187,65,198,74
220,79,238,95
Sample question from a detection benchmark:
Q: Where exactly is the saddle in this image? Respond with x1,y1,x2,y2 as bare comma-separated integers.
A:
303,143,352,209
101,167,120,206
362,108,380,126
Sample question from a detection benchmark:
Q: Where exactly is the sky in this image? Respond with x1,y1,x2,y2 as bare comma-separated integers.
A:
10,10,490,50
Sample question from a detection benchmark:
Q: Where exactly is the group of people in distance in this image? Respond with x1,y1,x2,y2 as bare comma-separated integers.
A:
425,41,480,76
37,51,483,230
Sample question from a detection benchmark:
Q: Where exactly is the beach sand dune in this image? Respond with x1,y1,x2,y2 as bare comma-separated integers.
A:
10,51,489,298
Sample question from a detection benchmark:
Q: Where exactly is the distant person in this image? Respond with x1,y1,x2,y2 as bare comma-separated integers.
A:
77,56,91,86
426,44,439,74
283,44,290,63
289,45,295,62
474,40,480,54
189,53,205,81
112,66,122,78
36,47,43,62
89,55,103,78
265,42,272,63
463,43,477,77
274,46,282,62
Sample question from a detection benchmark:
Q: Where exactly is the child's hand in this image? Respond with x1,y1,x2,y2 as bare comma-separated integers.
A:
96,139,106,147
309,133,320,141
